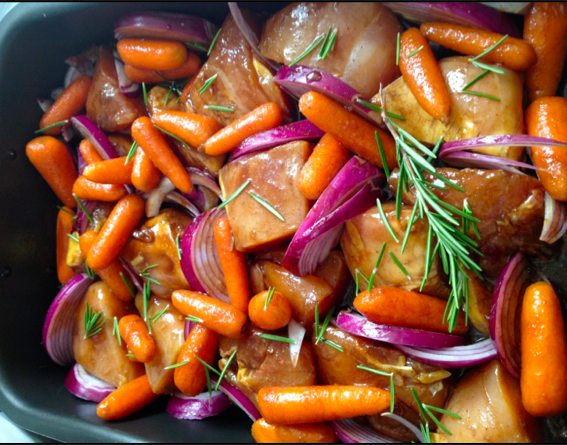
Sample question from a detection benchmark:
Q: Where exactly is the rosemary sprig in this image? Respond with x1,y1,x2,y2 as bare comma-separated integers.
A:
73,194,94,224
259,334,296,344
67,233,79,243
204,105,234,113
290,34,326,67
355,98,405,121
120,272,136,299
139,264,161,286
164,86,173,106
355,269,370,295
186,315,204,323
471,34,508,61
208,28,222,56
164,382,175,396
469,59,505,75
112,316,122,346
34,120,68,134
315,306,335,345
218,179,250,210
143,281,151,323
411,389,460,437
216,349,237,390
421,422,432,443
186,42,208,52
84,260,97,279
126,353,135,359
198,73,218,95
176,233,182,260
154,125,190,148
323,339,344,352
377,199,399,243
461,70,490,91
401,201,419,254
375,131,390,179
125,141,138,165
248,192,284,221
264,287,276,310
459,91,501,102
165,360,190,371
357,365,395,413
57,206,75,217
319,27,332,58
151,305,170,324
319,27,338,59
396,32,401,66
313,306,343,352
84,302,107,339
390,252,411,278
406,46,424,58
142,82,148,107
367,242,387,294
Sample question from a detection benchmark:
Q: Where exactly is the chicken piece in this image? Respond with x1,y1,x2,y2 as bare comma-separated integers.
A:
169,139,226,177
260,2,401,97
219,141,311,253
108,134,132,157
390,168,553,278
183,13,291,127
147,85,185,116
254,251,350,330
341,203,451,298
313,325,452,442
381,56,525,160
135,294,185,394
219,325,317,404
466,269,493,335
86,46,146,132
122,209,192,298
439,359,541,443
73,282,144,387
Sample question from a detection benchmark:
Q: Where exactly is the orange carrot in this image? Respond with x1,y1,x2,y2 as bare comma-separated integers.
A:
117,38,187,71
83,157,134,185
299,92,396,170
400,28,451,124
214,218,249,314
421,22,537,72
79,231,135,302
297,134,351,201
131,148,161,192
354,287,469,335
56,207,77,285
97,375,158,421
78,139,104,165
39,76,92,135
72,176,128,202
526,97,567,202
258,386,391,425
171,290,247,339
524,3,567,101
26,136,78,208
521,282,567,417
251,419,338,444
151,110,222,148
203,102,283,156
87,194,145,271
123,52,201,83
119,315,156,364
131,116,194,194
249,290,292,331
174,324,218,397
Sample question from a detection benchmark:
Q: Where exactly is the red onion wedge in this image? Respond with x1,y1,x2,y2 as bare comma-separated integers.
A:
336,312,466,349
114,12,218,49
490,253,532,378
383,2,520,37
229,120,324,162
43,274,96,366
36,97,53,113
165,191,201,217
381,413,424,443
180,208,229,303
541,192,567,244
274,65,381,124
331,418,402,444
283,157,384,276
441,151,538,175
186,167,222,199
481,2,532,15
397,338,497,368
145,177,176,218
167,391,231,421
64,52,96,88
211,378,261,422
288,319,306,367
119,257,144,294
114,57,141,98
65,364,115,403
70,116,119,160
72,199,96,235
440,134,567,157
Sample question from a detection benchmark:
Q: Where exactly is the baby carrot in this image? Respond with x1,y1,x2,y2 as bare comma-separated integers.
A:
354,287,469,335
299,92,396,170
524,3,567,101
83,157,134,185
117,38,187,71
421,22,537,72
97,374,158,421
203,102,283,156
249,290,292,331
174,324,218,397
526,97,567,202
297,134,351,201
119,315,156,364
56,206,77,285
400,28,451,124
251,419,338,444
258,386,391,425
26,136,78,208
131,116,194,194
87,194,145,271
151,110,222,148
78,139,103,165
79,231,135,302
39,76,92,135
123,52,201,83
171,290,247,339
214,218,249,314
131,148,161,192
72,176,128,202
521,282,567,417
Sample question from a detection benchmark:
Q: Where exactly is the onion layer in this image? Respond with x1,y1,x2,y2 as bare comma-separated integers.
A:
212,378,261,422
541,192,567,244
166,391,231,420
65,363,115,403
331,418,402,444
70,115,119,160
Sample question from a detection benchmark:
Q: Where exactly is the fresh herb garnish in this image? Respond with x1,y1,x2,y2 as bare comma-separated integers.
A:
216,349,237,390
248,192,284,221
401,201,420,254
143,281,151,324
57,206,75,218
84,302,107,339
112,316,122,346
376,131,390,179
459,91,501,102
142,82,148,107
34,120,68,134
208,28,222,56
314,306,342,352
151,305,170,324
186,41,208,52
259,334,296,344
461,70,490,92
396,32,401,66
315,306,335,344
67,233,80,243
390,252,411,279
125,141,138,165
154,125,191,148
163,382,175,396
164,86,173,106
218,179,250,210
322,339,344,352
469,59,505,75
198,73,219,95
355,98,405,121
126,353,135,359
84,260,97,279
290,34,326,67
355,269,370,295
176,233,182,260
165,360,190,371
421,422,432,443
319,27,332,58
471,34,508,62
357,365,395,413
377,199,399,243
264,287,276,310
411,388,461,436
406,46,424,58
193,355,222,378
367,242,387,294
204,105,235,113
139,264,161,286
120,272,136,299
73,194,94,224
319,27,338,59
186,315,203,323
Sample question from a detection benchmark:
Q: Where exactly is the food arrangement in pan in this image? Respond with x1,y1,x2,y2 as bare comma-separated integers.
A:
27,2,567,443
